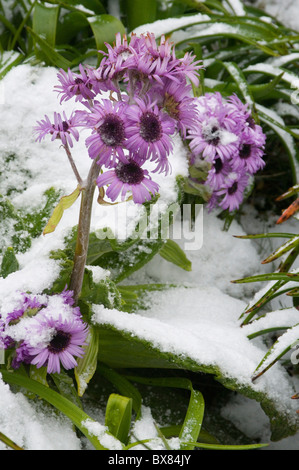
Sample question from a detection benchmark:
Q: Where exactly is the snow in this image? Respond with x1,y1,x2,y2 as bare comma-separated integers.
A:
1,3,299,450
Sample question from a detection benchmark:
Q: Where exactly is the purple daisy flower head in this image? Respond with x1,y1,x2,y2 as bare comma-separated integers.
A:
126,96,175,170
205,156,232,191
188,116,240,162
28,315,89,374
232,132,266,175
85,99,128,167
54,64,96,103
217,170,249,212
34,111,81,148
96,156,160,204
174,51,203,87
163,80,199,138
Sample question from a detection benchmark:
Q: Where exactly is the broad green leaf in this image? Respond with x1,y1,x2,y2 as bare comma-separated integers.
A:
75,326,100,397
0,247,19,278
105,393,132,444
32,1,60,47
1,370,123,450
87,14,126,56
43,186,81,235
179,388,205,450
121,0,157,31
96,324,298,441
159,239,192,272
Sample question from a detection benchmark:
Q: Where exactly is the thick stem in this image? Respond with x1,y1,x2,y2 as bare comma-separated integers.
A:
69,159,100,304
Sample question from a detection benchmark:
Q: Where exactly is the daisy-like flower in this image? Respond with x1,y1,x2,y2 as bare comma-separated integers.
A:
205,156,232,191
54,64,95,103
85,99,128,167
28,315,89,374
96,157,159,204
34,111,81,148
188,117,240,162
162,80,199,138
232,132,266,175
126,96,175,171
217,171,249,212
188,93,242,162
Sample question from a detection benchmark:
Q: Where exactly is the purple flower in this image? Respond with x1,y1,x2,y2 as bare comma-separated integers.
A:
85,99,128,167
96,157,159,204
34,111,81,148
126,96,175,171
28,315,88,374
162,80,199,138
232,134,266,175
1,291,88,374
54,64,95,103
217,171,249,212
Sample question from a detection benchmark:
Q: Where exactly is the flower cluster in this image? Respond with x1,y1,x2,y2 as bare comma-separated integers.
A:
34,32,202,204
0,290,88,374
188,92,266,212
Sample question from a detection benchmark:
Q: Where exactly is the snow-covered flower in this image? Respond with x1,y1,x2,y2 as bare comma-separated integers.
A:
0,291,88,374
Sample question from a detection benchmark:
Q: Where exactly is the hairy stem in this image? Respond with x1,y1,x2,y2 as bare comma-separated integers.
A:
69,159,100,303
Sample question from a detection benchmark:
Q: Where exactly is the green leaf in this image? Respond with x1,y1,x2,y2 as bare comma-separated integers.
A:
261,236,299,264
26,26,71,69
32,1,60,47
0,247,19,278
159,239,192,272
97,363,142,416
121,0,157,31
43,186,81,235
0,431,23,451
221,61,255,110
105,393,133,444
75,326,100,397
1,370,123,450
87,14,126,57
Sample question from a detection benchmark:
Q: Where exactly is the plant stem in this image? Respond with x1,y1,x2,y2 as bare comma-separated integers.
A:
69,159,100,304
63,143,83,186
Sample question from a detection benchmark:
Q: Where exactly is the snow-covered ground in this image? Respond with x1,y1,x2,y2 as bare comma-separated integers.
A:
251,0,299,31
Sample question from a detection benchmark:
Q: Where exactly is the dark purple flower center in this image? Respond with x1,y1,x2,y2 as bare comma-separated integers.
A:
239,144,251,159
75,77,84,85
228,182,238,195
115,161,144,185
62,121,69,132
139,112,162,142
99,114,125,147
246,116,256,129
204,126,220,146
48,330,71,354
214,157,223,174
